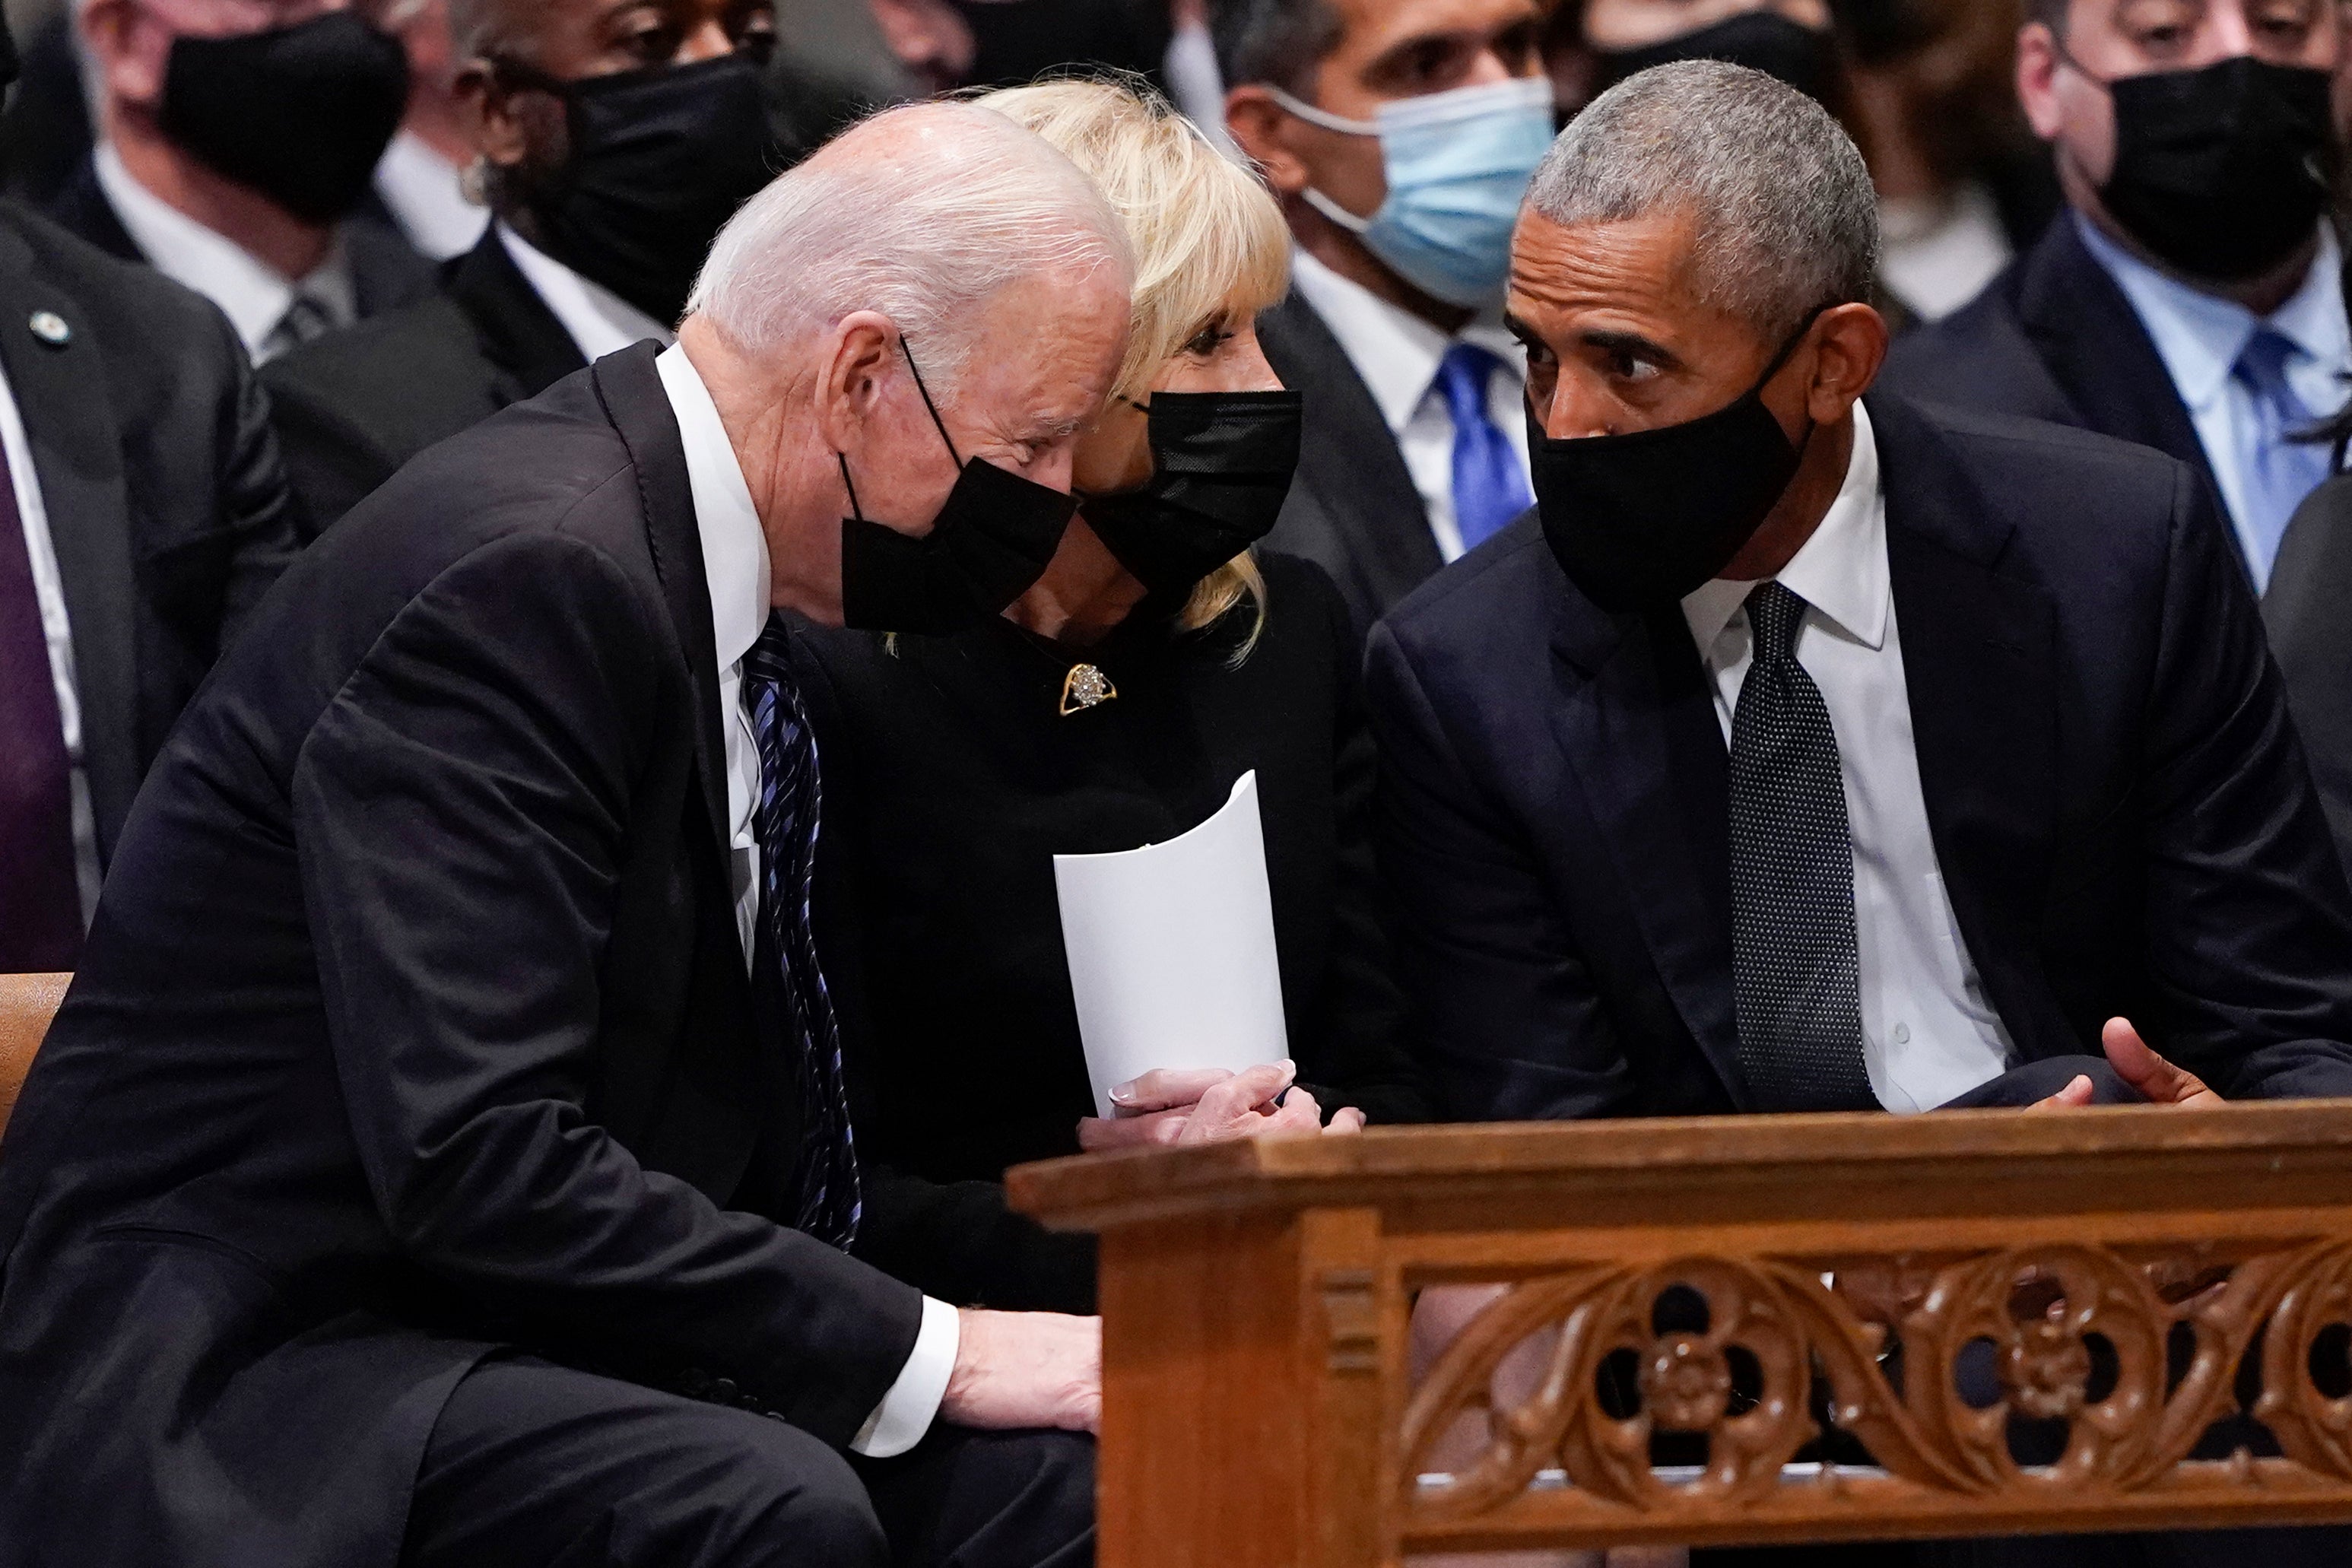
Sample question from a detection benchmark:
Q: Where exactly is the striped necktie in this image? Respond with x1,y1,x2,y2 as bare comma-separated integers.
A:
741,617,861,1247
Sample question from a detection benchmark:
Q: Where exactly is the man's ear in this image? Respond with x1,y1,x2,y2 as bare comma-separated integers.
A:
1225,86,1312,198
2014,21,2066,141
458,63,540,173
811,311,903,460
1806,303,1890,423
80,0,163,107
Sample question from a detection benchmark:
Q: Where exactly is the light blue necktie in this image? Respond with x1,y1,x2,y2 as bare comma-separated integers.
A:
2232,326,2334,591
1434,342,1533,553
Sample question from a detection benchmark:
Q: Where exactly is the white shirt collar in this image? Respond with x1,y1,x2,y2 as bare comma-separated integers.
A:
655,342,770,673
1285,245,1522,436
1683,402,1888,657
500,222,675,366
94,141,354,359
373,131,489,262
2074,211,2350,412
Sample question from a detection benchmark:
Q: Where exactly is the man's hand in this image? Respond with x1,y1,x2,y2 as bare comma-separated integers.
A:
2029,1017,2225,1111
939,1309,1100,1435
1075,1060,1368,1152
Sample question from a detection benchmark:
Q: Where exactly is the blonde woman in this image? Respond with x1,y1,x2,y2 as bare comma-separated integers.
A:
792,79,1427,1314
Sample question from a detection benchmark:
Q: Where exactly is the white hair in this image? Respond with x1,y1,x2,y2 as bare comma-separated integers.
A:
1528,61,1882,342
687,102,1134,400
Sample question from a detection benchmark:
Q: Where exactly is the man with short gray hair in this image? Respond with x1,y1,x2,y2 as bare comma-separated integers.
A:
1374,58,2352,1167
1383,78,2352,1563
0,101,1130,1568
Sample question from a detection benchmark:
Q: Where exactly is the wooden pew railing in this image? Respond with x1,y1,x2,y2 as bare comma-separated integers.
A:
1010,1105,2352,1566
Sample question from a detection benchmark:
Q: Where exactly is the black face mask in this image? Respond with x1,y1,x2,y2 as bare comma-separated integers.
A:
500,54,782,325
1592,12,1836,105
160,14,409,225
1531,316,1821,614
1079,391,1303,599
2088,55,2333,284
840,340,1078,635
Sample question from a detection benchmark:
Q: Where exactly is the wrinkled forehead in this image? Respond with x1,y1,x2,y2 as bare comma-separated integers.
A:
1509,208,1709,325
959,269,1132,439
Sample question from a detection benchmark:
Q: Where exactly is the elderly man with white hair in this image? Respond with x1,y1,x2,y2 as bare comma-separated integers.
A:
0,103,1129,1568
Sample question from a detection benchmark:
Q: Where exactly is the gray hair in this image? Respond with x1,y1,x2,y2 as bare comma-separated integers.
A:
1526,61,1881,343
687,103,1133,400
1208,0,1343,94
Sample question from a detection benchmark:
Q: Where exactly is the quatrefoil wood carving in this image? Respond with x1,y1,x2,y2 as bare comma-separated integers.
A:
1401,1239,2352,1527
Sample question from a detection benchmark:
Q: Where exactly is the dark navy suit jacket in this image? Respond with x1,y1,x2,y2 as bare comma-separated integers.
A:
1367,395,2352,1122
1881,214,2228,549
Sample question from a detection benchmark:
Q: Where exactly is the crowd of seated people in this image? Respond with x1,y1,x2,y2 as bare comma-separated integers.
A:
0,1,2350,1566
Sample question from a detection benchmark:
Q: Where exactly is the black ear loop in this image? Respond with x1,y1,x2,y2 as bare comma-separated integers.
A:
836,333,965,521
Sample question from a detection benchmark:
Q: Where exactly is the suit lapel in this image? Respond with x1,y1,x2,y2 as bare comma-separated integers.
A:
0,215,142,859
592,343,734,862
43,160,142,265
2017,220,2217,496
1872,396,2066,1060
1262,292,1446,604
448,231,586,404
1547,592,1750,1107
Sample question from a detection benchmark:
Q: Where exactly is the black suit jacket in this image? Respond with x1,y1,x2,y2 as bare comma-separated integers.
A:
0,198,297,862
2268,474,2352,873
45,153,434,333
1259,290,1446,633
0,344,923,1568
262,227,589,538
1368,395,2352,1122
1881,214,2223,524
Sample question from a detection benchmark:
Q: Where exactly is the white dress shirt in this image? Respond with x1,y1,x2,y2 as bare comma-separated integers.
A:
373,131,489,262
2075,211,2350,581
1,360,101,923
94,142,357,363
1287,246,1531,562
654,343,959,1459
1878,183,2011,323
1681,405,2015,1113
500,224,674,363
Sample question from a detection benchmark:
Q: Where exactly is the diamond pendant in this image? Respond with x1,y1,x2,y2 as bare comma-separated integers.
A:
1059,663,1117,716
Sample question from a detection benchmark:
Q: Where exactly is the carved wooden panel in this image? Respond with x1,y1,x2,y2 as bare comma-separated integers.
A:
1398,1238,2352,1550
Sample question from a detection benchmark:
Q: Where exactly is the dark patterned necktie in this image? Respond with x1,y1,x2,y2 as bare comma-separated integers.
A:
0,436,83,974
1728,582,1874,1112
741,618,861,1247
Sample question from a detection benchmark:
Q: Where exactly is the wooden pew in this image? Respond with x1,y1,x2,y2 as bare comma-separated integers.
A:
0,972,67,1137
1010,1106,2352,1566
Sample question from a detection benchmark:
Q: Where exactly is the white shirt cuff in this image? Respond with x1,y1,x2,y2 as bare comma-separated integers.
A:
851,1297,960,1458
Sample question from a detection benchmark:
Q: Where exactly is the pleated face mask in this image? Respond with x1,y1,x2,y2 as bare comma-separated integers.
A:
1270,77,1557,311
837,339,1077,635
1079,391,1304,598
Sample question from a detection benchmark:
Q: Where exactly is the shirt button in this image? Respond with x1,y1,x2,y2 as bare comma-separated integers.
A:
1892,1024,1912,1046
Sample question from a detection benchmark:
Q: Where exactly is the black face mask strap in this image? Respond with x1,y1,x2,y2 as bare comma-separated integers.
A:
898,337,963,467
1747,303,1835,399
837,453,866,523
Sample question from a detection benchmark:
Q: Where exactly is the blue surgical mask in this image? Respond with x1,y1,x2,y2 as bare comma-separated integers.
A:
1268,77,1556,310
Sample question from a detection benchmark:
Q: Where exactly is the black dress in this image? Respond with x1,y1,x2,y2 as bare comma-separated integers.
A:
793,551,1427,1313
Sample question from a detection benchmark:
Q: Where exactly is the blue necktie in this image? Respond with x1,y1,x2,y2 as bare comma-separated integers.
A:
741,617,861,1249
2232,326,2334,591
1434,342,1533,553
